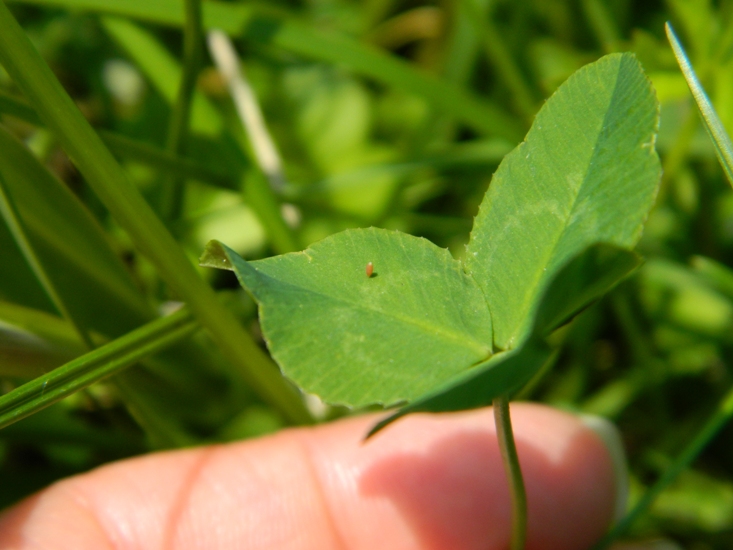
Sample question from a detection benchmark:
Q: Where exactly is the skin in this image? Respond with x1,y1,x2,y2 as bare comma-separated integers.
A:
0,403,628,550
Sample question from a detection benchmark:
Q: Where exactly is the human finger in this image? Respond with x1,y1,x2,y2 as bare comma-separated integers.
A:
0,403,619,550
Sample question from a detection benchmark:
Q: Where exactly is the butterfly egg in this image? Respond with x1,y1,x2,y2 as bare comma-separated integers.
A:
366,262,374,277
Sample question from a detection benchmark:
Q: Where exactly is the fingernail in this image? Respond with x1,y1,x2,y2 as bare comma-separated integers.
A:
578,413,629,522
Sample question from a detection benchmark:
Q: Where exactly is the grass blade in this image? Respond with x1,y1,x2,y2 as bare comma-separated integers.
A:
592,385,733,549
101,132,240,190
101,15,220,136
207,30,300,253
0,307,197,431
8,0,524,141
666,22,733,187
461,0,536,119
0,124,151,335
0,0,313,424
0,151,203,445
0,170,93,348
0,90,241,189
159,0,203,222
208,30,285,192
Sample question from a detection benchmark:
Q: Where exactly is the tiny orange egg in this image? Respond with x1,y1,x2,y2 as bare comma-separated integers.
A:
366,262,374,277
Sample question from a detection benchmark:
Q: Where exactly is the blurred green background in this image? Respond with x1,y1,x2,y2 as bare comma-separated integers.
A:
2,0,733,547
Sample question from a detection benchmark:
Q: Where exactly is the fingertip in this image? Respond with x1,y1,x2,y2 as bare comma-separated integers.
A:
0,405,620,550
302,404,619,550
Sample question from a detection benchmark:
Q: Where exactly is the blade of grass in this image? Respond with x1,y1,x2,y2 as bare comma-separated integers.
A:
208,30,284,193
691,255,733,299
241,171,300,254
101,18,298,253
0,89,41,123
0,169,94,349
0,1,313,425
442,0,480,85
0,405,146,453
400,0,482,157
0,112,237,411
0,321,78,379
101,131,239,190
0,307,198,432
112,370,196,448
102,17,300,253
659,107,698,188
581,0,621,53
8,0,524,141
461,0,536,119
0,124,151,335
0,134,195,446
0,300,232,427
591,384,733,549
159,0,203,223
666,22,733,188
207,29,299,253
0,300,82,353
239,13,523,141
101,15,220,136
0,91,240,189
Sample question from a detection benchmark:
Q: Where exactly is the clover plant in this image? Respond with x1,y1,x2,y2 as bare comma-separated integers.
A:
202,52,662,549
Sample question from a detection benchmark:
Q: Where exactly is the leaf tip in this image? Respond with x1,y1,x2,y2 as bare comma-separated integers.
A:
665,22,686,67
199,240,234,271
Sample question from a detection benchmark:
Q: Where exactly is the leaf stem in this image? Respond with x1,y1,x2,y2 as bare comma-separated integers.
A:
493,395,527,550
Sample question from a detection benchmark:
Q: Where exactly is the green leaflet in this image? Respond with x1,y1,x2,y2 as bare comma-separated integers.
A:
202,229,493,407
465,53,660,350
369,243,641,435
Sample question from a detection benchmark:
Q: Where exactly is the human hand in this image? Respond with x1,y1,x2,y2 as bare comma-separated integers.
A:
0,403,630,549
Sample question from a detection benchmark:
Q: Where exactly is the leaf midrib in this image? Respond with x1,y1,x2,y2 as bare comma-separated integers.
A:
492,60,627,349
252,267,492,358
